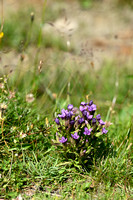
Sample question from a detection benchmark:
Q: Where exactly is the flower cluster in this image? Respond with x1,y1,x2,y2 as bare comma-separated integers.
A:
54,101,109,164
55,101,108,143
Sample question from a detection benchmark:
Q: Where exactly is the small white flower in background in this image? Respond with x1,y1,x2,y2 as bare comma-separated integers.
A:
16,194,23,200
9,91,15,99
67,40,71,47
0,174,2,179
15,153,18,157
26,93,35,103
53,17,78,36
105,121,113,128
0,83,4,89
14,139,17,143
0,103,7,110
20,131,27,139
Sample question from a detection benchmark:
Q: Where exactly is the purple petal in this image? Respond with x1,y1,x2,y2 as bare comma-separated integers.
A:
99,119,105,125
92,118,96,124
89,100,93,106
70,120,75,125
96,114,101,120
80,102,87,106
86,113,93,120
71,132,79,139
84,127,88,132
67,104,73,110
61,109,66,114
79,106,85,112
78,118,84,124
55,118,60,125
83,127,92,135
75,115,80,121
91,104,97,111
66,111,73,119
58,113,66,119
88,106,93,112
102,127,108,134
59,136,67,143
82,110,87,116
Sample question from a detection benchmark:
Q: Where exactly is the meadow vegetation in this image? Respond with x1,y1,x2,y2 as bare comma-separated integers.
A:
0,0,133,199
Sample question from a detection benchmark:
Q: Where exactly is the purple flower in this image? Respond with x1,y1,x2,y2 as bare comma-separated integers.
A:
80,102,87,106
67,104,73,110
102,127,108,134
79,106,86,112
71,132,79,139
88,104,97,112
58,113,66,119
86,113,93,120
78,117,84,124
61,108,66,113
82,110,87,117
96,114,101,120
75,115,80,121
99,119,105,125
92,118,96,125
58,109,67,119
83,150,86,153
59,136,67,143
66,111,73,119
55,118,60,125
83,127,92,135
58,109,73,119
92,104,97,110
70,120,75,125
89,100,93,106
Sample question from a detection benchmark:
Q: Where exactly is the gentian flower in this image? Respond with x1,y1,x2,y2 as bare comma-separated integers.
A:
92,104,97,110
86,113,93,120
92,118,96,125
82,110,87,117
54,100,109,165
80,102,87,106
59,136,67,143
58,109,66,119
55,118,60,125
89,100,93,106
58,109,71,119
83,127,92,135
66,111,73,119
102,127,108,134
88,104,97,112
96,114,101,120
78,117,84,124
71,132,79,139
79,106,86,112
99,119,105,125
70,120,75,125
67,104,73,110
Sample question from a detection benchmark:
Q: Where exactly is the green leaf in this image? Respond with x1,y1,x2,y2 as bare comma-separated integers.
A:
82,182,92,190
59,168,66,174
95,132,102,137
126,74,133,78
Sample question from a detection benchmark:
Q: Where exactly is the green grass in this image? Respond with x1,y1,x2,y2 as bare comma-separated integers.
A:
0,1,133,199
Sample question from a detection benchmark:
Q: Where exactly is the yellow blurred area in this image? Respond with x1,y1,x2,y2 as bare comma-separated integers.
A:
0,32,4,40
